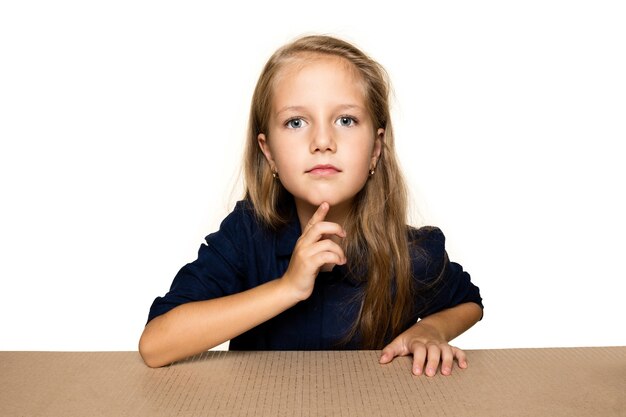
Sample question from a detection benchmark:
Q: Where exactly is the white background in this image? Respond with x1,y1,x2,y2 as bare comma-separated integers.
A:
1,1,624,351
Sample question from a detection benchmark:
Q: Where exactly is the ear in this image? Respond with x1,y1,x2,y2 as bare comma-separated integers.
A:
371,128,384,169
257,133,276,170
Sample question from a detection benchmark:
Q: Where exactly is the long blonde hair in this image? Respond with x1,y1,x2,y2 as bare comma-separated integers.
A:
243,35,412,349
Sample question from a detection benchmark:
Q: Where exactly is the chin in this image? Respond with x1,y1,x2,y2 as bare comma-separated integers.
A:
303,194,353,210
288,184,361,211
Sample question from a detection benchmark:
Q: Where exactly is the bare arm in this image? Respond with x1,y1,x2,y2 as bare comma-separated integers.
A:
139,278,300,368
379,302,483,376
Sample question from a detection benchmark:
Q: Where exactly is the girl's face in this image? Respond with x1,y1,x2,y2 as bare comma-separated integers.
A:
258,54,383,217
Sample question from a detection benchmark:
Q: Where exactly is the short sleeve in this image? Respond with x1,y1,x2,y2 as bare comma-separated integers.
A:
409,226,483,320
146,202,252,323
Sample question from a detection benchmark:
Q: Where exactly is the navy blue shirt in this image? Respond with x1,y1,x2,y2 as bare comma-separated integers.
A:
147,200,483,350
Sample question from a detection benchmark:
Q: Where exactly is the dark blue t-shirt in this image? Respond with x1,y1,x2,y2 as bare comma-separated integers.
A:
147,200,483,350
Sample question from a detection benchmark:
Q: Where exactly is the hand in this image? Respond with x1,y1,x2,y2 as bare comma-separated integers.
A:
280,202,346,301
379,322,468,377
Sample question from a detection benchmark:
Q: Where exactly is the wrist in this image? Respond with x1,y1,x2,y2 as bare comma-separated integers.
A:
276,273,310,304
413,320,448,343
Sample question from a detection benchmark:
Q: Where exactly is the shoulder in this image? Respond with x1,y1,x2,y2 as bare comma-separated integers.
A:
408,226,446,254
215,199,259,232
407,226,447,277
205,199,267,246
226,199,256,222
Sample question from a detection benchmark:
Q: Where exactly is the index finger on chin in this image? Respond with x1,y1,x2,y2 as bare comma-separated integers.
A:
306,202,330,229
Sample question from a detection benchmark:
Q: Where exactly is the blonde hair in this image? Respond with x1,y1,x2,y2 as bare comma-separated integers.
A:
243,35,412,349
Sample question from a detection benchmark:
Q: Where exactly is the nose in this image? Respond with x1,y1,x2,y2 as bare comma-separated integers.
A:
309,124,336,153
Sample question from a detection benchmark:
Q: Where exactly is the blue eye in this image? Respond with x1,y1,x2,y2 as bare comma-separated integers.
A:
286,118,306,129
336,116,356,127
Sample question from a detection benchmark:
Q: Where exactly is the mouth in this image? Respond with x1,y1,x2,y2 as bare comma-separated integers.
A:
306,164,342,176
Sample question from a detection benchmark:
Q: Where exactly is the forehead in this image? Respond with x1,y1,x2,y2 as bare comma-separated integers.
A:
271,53,367,111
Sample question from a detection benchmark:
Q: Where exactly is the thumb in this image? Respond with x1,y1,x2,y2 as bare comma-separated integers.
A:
379,344,401,364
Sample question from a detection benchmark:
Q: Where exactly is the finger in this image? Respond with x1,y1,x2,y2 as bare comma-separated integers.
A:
425,344,441,377
440,345,454,376
310,240,346,264
453,347,468,369
379,344,400,364
305,202,330,231
311,250,346,269
300,221,346,245
411,344,427,376
379,337,411,364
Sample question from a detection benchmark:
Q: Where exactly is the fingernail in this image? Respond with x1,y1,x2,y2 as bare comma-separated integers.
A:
427,368,435,376
442,367,451,375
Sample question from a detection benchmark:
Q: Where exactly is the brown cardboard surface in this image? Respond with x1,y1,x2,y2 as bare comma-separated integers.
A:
0,347,624,416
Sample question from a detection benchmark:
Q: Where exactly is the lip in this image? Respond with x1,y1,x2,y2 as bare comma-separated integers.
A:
306,164,342,176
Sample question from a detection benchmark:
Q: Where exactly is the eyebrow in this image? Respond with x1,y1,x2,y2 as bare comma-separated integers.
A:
275,104,364,116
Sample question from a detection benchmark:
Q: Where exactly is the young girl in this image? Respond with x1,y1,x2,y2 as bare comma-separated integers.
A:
139,35,483,376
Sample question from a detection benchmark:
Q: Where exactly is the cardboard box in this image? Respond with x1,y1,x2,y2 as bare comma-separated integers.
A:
1,347,624,416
